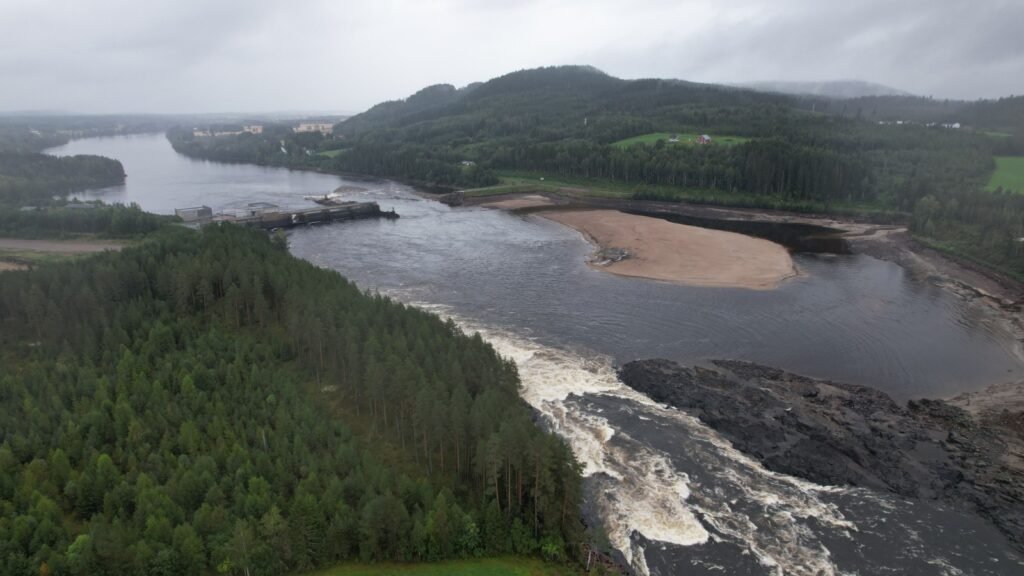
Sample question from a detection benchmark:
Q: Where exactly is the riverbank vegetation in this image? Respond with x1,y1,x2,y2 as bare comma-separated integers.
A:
0,224,583,576
0,203,169,239
304,556,580,576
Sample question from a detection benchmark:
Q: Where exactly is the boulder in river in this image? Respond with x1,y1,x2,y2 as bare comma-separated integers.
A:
618,358,1024,548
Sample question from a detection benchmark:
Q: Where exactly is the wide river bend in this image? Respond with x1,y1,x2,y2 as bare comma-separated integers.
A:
51,133,1024,575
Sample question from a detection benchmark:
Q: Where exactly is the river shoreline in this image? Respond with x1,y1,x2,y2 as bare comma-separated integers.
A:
469,190,1024,363
463,189,1023,294
157,137,1024,303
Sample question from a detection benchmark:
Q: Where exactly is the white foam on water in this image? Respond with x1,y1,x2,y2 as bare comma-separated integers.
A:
928,558,967,576
402,299,860,576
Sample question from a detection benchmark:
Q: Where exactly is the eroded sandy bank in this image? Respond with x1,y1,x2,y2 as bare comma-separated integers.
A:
480,194,555,210
541,209,796,290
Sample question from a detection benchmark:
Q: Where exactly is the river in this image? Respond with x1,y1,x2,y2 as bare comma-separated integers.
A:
51,133,1024,575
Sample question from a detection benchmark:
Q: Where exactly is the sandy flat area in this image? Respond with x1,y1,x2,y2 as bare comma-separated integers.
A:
481,194,555,210
0,238,124,254
542,209,796,289
0,261,28,272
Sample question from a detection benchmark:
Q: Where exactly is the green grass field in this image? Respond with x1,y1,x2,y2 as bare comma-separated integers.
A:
611,132,750,148
982,131,1014,139
318,149,347,158
303,557,580,576
987,157,1024,193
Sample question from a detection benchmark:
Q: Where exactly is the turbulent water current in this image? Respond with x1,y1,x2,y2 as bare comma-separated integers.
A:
50,133,1024,574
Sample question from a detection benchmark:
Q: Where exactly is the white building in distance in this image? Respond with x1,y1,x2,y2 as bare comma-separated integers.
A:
294,122,334,134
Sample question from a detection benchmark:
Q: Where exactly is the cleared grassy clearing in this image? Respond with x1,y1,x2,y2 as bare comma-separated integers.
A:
987,157,1024,193
611,132,750,148
303,557,580,576
0,237,128,268
0,249,99,268
319,149,347,158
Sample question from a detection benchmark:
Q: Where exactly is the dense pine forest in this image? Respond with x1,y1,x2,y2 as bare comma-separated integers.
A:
167,65,1024,278
0,225,583,575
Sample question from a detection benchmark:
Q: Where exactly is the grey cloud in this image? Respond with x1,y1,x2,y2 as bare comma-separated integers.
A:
0,0,1020,113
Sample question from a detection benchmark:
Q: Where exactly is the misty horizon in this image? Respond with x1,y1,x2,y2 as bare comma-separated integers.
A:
1,0,1022,114
0,72,1014,119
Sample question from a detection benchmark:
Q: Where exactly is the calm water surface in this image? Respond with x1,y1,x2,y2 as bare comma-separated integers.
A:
51,133,1024,575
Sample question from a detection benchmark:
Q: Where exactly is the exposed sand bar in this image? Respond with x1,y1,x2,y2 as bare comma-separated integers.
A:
481,194,555,210
0,238,124,254
541,209,796,290
0,262,27,272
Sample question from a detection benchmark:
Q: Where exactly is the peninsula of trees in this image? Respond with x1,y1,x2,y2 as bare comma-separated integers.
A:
0,123,168,238
0,225,583,575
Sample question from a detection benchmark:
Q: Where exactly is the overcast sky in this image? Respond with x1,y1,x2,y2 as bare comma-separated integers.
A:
1,0,1021,114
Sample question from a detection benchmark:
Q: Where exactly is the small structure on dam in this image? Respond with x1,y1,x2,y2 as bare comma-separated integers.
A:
180,201,398,230
175,205,213,222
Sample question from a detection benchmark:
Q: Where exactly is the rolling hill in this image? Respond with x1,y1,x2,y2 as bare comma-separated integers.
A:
738,79,912,99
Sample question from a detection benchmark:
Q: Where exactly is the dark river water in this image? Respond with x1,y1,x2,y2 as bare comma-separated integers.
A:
51,133,1024,575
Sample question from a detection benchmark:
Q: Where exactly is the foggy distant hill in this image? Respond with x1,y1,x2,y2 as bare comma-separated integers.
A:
738,80,912,99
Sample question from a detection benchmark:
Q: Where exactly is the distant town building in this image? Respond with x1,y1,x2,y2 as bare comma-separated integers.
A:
294,122,334,134
194,127,254,137
697,134,712,145
668,133,679,143
243,125,264,135
942,122,961,129
175,206,213,222
460,160,476,167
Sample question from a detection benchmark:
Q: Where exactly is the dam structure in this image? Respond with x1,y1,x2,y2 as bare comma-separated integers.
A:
178,201,398,230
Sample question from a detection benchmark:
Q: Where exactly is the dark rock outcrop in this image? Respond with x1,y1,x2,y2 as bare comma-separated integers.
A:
619,358,1024,547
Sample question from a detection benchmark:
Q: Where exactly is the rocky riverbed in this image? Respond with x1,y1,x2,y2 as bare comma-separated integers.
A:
619,358,1024,548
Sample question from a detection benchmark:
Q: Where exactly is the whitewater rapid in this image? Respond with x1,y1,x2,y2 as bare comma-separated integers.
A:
412,301,866,576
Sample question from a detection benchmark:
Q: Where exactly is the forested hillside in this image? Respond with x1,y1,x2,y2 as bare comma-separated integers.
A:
166,65,1024,277
169,66,998,208
0,225,583,576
